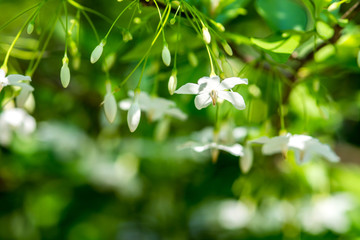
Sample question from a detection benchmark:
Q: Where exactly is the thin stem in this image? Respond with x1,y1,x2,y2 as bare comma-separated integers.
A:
81,10,99,41
116,3,171,90
1,5,39,70
63,0,69,55
214,104,221,133
0,2,41,31
205,45,215,76
136,55,148,89
67,0,114,24
104,1,137,40
27,6,60,76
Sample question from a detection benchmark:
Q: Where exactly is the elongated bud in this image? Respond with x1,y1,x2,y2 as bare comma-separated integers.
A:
104,89,117,123
60,57,70,88
127,92,141,132
27,21,35,34
240,144,253,173
357,50,360,68
328,2,340,11
202,27,211,44
90,41,105,64
168,70,177,95
222,41,233,56
162,44,171,67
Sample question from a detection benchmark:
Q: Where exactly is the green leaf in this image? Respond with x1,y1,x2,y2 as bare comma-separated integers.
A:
255,0,308,31
316,20,334,39
251,34,301,63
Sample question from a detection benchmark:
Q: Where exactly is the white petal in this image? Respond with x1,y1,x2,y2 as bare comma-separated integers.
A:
217,91,245,110
0,69,5,79
288,134,313,150
165,108,187,121
194,93,212,110
305,141,340,163
262,135,290,155
104,92,117,123
217,143,244,157
174,83,200,94
241,144,253,173
127,101,141,132
218,77,248,90
16,88,31,108
193,143,212,153
198,76,220,93
7,74,31,84
119,99,133,110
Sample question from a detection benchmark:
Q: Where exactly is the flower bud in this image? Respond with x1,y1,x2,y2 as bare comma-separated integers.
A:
357,50,360,68
27,21,34,34
162,44,171,67
328,2,340,11
104,92,117,123
168,70,177,95
60,58,70,88
122,30,133,42
127,93,141,132
221,57,233,78
222,41,233,56
90,41,105,64
202,27,211,44
240,144,253,173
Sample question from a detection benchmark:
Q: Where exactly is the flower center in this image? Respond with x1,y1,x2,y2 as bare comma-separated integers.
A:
210,89,217,106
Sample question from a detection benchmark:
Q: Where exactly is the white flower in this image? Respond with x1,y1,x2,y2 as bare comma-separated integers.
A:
119,91,187,122
180,126,246,162
0,69,34,105
0,108,36,146
245,133,340,165
175,76,248,110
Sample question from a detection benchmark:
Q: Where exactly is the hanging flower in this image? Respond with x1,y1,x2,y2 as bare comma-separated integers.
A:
0,69,34,106
244,133,340,165
119,91,187,123
127,93,141,132
175,75,248,110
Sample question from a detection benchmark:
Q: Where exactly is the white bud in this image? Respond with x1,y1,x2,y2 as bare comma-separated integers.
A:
222,41,233,56
27,21,34,34
240,145,253,174
168,71,177,95
328,2,340,11
90,42,104,64
60,61,70,88
104,92,117,123
162,45,171,67
127,95,141,132
202,27,211,44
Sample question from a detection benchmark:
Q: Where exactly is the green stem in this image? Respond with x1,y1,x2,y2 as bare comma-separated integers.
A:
63,0,69,55
0,2,41,31
1,5,39,71
81,10,99,41
214,104,221,132
104,1,136,40
116,4,171,89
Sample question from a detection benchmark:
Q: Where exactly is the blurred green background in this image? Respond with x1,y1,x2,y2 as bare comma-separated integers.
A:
1,0,360,239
